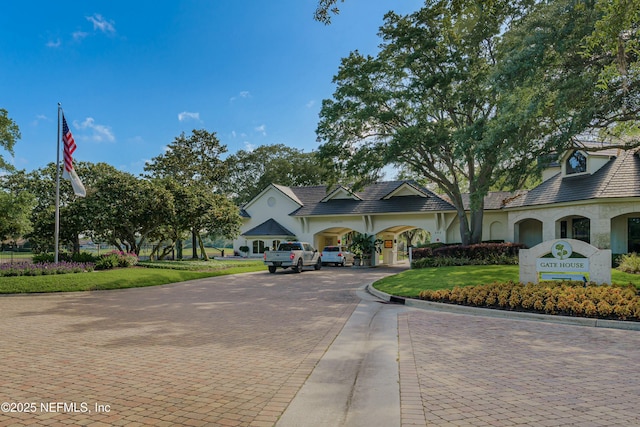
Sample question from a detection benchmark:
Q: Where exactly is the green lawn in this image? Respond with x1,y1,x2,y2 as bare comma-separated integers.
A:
0,260,265,294
373,265,640,298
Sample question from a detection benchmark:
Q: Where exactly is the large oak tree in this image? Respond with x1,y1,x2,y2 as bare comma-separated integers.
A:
144,129,239,259
317,0,536,244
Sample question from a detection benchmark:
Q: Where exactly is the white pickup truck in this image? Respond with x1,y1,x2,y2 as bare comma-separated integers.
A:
263,241,322,273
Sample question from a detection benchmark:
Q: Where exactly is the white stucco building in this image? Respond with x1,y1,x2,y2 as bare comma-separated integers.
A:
234,147,640,264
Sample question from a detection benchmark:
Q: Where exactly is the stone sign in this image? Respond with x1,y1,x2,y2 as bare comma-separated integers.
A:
519,239,611,285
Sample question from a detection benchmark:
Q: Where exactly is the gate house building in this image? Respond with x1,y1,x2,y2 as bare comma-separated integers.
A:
234,147,640,264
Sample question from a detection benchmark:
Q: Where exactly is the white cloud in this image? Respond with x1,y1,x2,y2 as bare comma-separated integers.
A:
86,14,116,34
46,39,61,48
255,124,266,136
178,111,201,122
31,114,49,126
74,117,115,143
72,31,88,41
306,100,316,108
231,131,237,138
230,91,251,102
244,142,256,152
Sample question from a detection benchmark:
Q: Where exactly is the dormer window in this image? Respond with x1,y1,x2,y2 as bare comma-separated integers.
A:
566,151,587,175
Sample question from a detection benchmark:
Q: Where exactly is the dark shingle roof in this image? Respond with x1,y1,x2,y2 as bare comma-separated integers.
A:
281,181,455,216
505,150,640,208
243,219,296,237
452,191,525,211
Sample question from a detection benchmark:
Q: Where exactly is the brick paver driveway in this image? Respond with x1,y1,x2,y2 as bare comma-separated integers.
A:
0,267,395,427
399,311,640,427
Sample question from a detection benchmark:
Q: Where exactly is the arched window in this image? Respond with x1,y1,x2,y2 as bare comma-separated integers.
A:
566,151,587,175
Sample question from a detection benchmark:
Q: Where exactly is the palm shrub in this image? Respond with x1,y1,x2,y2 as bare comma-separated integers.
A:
617,253,640,274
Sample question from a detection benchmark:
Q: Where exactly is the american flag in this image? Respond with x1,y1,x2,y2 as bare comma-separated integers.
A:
62,115,76,173
61,113,86,197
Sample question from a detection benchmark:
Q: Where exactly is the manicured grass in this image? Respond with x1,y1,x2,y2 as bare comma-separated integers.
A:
373,265,640,299
0,261,266,294
138,259,264,271
0,252,33,262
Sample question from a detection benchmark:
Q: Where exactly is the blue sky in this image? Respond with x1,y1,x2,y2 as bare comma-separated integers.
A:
2,0,424,176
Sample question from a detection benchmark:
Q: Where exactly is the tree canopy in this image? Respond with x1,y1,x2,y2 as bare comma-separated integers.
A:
0,190,34,242
314,0,344,24
145,129,227,186
221,144,331,205
496,0,640,156
0,108,20,172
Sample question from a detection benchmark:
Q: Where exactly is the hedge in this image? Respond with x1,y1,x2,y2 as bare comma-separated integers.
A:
419,281,640,321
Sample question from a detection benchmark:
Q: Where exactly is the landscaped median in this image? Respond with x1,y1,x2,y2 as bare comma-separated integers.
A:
0,259,265,294
372,265,640,322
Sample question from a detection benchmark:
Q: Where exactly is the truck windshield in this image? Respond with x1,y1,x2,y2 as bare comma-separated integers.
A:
278,243,302,251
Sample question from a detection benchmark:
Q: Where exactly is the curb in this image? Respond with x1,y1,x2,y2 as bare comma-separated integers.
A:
366,284,640,332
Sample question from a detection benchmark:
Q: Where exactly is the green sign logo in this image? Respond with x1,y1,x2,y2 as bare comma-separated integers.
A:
551,240,573,260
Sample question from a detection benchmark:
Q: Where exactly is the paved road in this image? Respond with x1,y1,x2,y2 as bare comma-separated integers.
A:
1,266,640,427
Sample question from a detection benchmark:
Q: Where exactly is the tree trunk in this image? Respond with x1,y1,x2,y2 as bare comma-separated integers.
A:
72,235,80,255
469,208,484,244
192,229,198,259
176,239,183,260
404,229,417,247
198,233,209,261
457,209,471,245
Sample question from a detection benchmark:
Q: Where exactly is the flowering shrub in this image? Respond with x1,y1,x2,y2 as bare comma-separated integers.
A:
412,253,519,268
0,261,95,277
419,281,640,321
95,251,138,270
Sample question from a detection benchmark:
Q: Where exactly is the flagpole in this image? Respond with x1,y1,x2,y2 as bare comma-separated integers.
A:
54,103,62,263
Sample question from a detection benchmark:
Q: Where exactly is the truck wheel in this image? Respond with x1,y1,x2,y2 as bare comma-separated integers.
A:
314,259,322,270
268,266,276,274
295,258,304,273
340,258,345,267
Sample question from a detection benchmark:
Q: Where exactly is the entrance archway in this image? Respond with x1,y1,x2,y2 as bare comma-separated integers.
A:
375,225,430,265
611,213,640,254
515,218,543,248
313,226,355,250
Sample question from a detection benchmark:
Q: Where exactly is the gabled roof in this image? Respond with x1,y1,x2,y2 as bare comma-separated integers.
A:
505,149,640,208
241,183,304,216
272,184,304,206
288,181,455,216
454,191,526,211
381,181,429,199
320,185,363,202
242,218,296,237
